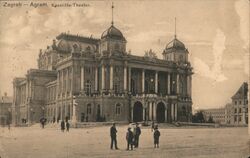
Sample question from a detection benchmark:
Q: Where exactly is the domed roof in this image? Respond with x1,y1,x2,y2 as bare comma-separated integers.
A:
101,25,126,41
166,38,185,50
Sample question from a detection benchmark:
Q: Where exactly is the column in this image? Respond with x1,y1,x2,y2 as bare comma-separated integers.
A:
131,106,133,122
142,69,145,93
143,108,145,121
61,69,64,93
168,73,171,95
155,71,158,94
176,74,179,94
171,104,174,121
187,75,190,96
81,66,84,90
102,65,105,90
65,68,68,92
110,65,113,90
60,105,63,120
175,104,178,121
190,76,192,97
153,102,156,121
124,66,127,91
165,107,168,122
149,102,152,120
95,67,98,91
72,103,77,123
128,67,131,92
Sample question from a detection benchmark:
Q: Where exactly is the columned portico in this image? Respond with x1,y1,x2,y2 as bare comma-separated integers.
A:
168,73,171,94
155,71,158,93
128,67,131,92
142,69,145,93
81,66,84,90
101,65,105,90
171,103,174,121
124,66,127,91
95,67,98,91
110,65,113,90
176,74,179,94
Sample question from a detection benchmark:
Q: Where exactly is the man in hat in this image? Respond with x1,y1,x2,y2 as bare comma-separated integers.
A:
134,123,141,148
153,126,160,148
126,127,134,150
110,123,119,149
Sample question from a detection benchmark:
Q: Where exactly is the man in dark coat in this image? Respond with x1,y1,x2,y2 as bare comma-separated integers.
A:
61,120,65,132
66,121,70,132
110,123,118,150
153,126,160,148
126,127,134,150
134,123,141,148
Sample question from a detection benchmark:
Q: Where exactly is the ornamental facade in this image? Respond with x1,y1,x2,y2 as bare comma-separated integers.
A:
12,15,193,126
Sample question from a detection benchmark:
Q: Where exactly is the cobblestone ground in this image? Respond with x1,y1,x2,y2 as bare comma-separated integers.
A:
0,125,249,158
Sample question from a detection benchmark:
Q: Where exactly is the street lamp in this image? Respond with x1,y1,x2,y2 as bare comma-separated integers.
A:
7,107,11,129
30,108,33,124
42,106,45,118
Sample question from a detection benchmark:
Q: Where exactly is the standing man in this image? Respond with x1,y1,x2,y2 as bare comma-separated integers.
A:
110,123,119,150
61,120,65,132
126,127,134,150
66,121,70,132
153,126,160,148
134,123,141,148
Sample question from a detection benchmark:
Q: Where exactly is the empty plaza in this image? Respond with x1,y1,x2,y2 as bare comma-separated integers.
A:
0,125,249,158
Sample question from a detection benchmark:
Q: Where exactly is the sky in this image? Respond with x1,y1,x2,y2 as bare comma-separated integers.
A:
0,0,249,109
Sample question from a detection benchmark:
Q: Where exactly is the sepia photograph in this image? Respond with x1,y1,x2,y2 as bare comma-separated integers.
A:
0,0,249,157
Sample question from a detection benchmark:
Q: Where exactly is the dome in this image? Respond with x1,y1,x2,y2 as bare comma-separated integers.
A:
166,38,185,50
101,25,126,41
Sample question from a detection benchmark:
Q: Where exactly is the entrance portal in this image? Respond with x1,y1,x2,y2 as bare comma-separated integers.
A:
156,102,165,123
133,101,143,122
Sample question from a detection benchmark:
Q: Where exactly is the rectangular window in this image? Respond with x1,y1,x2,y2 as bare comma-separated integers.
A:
235,108,237,113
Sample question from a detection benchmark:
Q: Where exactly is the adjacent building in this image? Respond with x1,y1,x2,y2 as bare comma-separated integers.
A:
201,108,225,124
200,82,248,125
0,93,12,125
12,7,193,126
230,82,248,125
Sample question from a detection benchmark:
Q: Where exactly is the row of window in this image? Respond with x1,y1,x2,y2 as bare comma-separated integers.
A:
234,108,248,113
234,100,248,105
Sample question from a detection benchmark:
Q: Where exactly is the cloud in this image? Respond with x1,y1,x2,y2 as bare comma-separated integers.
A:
193,29,227,83
128,30,169,42
235,0,249,49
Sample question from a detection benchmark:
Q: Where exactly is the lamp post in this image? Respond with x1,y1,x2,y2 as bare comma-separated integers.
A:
30,108,33,124
42,106,45,119
7,107,11,129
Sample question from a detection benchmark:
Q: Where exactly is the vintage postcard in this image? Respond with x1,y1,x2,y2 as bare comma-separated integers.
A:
0,0,249,158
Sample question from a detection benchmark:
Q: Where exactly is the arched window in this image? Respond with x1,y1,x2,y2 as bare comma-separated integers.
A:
116,104,121,115
87,104,92,114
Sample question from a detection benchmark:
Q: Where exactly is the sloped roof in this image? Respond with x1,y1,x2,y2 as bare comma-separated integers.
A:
231,82,248,100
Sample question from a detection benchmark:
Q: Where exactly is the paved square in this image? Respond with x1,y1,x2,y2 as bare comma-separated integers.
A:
0,125,249,158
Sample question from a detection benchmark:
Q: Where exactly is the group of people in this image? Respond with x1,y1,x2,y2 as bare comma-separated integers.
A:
110,122,161,150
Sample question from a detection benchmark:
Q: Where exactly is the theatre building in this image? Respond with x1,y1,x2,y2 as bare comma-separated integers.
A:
12,12,193,125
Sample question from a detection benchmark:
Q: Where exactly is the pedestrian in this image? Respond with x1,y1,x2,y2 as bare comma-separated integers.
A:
66,121,70,132
151,121,155,132
134,123,141,148
126,127,134,150
61,120,65,132
153,126,160,148
110,123,119,150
